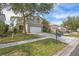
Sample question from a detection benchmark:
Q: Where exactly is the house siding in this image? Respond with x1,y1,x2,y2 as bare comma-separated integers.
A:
16,15,42,33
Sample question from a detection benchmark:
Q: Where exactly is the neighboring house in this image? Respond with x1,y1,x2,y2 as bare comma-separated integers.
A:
0,13,6,23
50,25,68,33
16,15,43,33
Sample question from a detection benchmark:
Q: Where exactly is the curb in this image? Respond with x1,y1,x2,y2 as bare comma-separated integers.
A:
53,39,79,56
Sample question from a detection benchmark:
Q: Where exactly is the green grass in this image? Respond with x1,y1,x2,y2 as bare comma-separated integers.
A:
65,33,79,37
0,34,39,44
0,38,67,56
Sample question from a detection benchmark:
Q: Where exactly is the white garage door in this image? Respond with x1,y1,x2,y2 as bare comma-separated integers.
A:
30,27,42,33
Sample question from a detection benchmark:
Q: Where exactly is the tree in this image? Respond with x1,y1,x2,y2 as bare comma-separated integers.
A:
0,3,7,13
62,16,79,31
4,24,9,33
10,3,54,34
10,16,16,30
0,23,5,34
42,19,51,32
10,16,18,33
10,16,18,39
0,4,2,12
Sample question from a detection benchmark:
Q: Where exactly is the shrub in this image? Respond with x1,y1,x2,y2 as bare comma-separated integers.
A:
13,28,17,34
0,23,5,34
4,24,9,33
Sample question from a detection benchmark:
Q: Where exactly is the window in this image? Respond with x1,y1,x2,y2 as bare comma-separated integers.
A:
19,25,23,30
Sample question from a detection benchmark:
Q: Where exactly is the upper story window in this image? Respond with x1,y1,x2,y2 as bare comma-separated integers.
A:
17,16,42,24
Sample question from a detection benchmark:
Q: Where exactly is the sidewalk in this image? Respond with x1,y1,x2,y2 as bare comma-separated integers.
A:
0,36,52,49
58,36,78,44
54,38,79,56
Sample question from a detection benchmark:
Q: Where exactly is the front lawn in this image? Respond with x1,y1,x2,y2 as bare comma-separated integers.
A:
0,34,39,44
0,38,67,56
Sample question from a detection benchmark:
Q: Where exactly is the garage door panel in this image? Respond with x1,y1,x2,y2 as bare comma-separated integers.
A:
30,27,41,33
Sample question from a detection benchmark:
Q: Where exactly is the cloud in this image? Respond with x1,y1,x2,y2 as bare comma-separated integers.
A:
50,20,62,25
44,3,79,25
53,12,79,19
49,12,79,25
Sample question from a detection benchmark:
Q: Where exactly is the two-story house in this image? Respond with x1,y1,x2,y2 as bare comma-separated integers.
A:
50,25,68,33
16,15,43,33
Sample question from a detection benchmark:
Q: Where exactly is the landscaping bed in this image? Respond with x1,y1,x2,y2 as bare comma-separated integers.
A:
0,34,39,44
0,38,67,56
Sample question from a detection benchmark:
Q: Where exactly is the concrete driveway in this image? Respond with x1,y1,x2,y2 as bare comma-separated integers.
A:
35,33,55,37
35,33,77,44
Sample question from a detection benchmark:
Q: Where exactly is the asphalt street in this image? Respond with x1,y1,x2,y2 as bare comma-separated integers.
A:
70,44,79,56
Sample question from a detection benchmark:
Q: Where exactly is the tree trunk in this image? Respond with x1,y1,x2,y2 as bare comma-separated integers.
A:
22,10,27,35
23,16,27,35
22,11,32,35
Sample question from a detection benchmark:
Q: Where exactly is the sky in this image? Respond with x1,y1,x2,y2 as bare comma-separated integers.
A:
3,3,79,25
